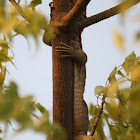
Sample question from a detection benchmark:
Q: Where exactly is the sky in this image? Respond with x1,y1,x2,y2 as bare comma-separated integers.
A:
3,0,140,139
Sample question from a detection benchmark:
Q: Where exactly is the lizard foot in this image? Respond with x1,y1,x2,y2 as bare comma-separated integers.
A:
74,135,95,140
56,42,75,58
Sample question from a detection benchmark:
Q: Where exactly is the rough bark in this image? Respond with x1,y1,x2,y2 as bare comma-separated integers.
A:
51,1,74,140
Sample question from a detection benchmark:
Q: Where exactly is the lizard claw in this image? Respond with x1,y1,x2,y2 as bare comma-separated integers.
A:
55,42,75,58
60,42,71,48
61,54,71,58
56,46,69,51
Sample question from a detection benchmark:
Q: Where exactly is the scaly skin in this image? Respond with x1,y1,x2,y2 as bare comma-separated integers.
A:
56,37,95,140
69,1,94,139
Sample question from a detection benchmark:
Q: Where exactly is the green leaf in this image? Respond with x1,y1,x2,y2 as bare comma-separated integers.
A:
112,28,124,49
89,104,96,116
96,117,106,140
105,102,119,120
0,73,5,85
134,32,140,44
15,111,33,127
117,124,127,138
88,117,96,132
35,103,49,118
131,64,140,81
0,100,13,121
0,53,11,63
119,88,130,103
89,104,99,117
117,70,125,78
104,114,116,140
107,80,119,98
108,67,117,83
122,52,139,75
95,86,105,96
28,0,42,8
0,0,5,6
0,42,10,49
6,82,19,99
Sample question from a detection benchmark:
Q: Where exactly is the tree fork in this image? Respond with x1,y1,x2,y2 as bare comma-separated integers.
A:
52,0,74,139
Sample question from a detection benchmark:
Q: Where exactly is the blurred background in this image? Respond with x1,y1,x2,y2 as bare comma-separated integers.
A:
3,0,140,139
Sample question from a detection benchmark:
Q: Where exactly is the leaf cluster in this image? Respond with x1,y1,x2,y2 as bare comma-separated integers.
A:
90,52,140,140
0,81,66,140
0,36,14,90
0,0,54,45
0,2,64,140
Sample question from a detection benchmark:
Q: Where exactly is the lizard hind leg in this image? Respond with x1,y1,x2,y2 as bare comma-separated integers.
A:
74,135,96,140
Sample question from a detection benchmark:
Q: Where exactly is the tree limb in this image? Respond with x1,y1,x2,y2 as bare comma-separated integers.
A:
79,0,140,29
62,0,90,25
9,0,27,18
90,96,105,136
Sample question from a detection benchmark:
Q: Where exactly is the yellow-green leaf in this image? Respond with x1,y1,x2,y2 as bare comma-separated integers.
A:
112,28,124,50
131,65,140,81
122,51,138,75
35,102,49,119
95,86,105,96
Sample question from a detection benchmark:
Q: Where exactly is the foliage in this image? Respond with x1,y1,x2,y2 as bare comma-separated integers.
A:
0,0,140,140
0,0,53,44
89,2,140,139
0,82,65,140
0,0,64,140
89,52,140,140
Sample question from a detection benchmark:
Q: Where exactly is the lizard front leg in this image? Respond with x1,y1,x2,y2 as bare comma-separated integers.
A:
56,42,87,65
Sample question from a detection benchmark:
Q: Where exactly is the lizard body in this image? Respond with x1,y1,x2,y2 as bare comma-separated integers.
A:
69,1,94,139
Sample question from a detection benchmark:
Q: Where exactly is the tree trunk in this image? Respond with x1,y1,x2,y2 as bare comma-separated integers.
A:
52,0,74,140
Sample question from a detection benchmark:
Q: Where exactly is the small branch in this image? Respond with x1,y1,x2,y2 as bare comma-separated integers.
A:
62,0,90,24
79,0,140,29
9,0,26,17
9,0,31,23
90,96,105,136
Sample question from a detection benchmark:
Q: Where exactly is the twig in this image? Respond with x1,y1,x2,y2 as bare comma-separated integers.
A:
90,95,105,136
9,0,26,16
9,0,31,23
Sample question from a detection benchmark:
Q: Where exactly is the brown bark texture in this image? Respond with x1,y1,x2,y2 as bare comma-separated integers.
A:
51,1,74,140
50,0,88,139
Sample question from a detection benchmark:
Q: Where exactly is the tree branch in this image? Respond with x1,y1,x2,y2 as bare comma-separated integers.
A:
90,96,105,136
62,0,90,24
9,0,27,18
79,0,140,29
